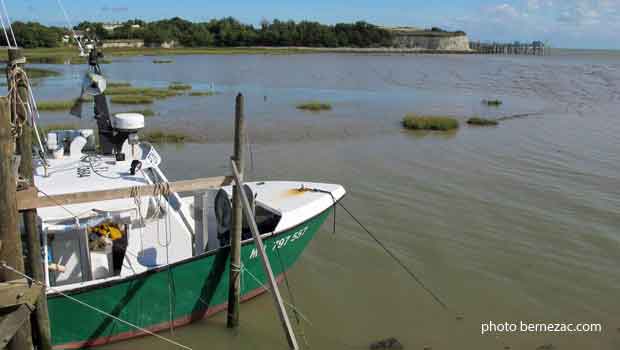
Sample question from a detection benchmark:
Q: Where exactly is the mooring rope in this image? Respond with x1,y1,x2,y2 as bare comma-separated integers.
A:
275,248,311,347
296,186,336,234
337,201,449,310
0,261,193,350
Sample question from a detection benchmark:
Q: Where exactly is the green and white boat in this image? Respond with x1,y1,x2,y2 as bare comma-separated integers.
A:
33,49,345,349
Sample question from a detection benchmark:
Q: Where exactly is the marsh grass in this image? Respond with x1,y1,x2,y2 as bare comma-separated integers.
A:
37,100,76,111
296,101,332,112
110,95,155,105
467,117,499,126
106,87,177,99
189,91,217,96
143,89,179,99
141,130,189,143
108,81,132,88
402,114,459,131
483,99,503,107
2,67,61,79
168,83,192,91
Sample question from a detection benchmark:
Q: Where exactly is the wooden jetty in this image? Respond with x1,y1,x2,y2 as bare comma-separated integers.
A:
470,41,547,56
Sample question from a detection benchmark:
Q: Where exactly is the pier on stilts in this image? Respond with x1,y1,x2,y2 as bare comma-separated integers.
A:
470,41,547,56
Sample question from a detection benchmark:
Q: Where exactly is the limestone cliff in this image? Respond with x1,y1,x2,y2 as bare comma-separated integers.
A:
387,28,471,51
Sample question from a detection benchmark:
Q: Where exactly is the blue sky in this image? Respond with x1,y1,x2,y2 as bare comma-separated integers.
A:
9,0,620,49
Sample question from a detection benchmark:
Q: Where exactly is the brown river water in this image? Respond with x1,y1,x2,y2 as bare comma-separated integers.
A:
28,50,620,349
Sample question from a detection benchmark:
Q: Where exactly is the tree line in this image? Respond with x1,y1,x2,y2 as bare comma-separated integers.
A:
0,17,395,48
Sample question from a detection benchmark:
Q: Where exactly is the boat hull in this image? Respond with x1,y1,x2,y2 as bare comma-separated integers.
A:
48,209,331,349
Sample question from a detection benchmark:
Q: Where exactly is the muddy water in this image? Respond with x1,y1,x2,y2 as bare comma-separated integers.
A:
32,51,620,349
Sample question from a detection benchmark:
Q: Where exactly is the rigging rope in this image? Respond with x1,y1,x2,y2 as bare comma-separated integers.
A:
0,1,13,48
55,0,85,55
337,201,449,310
0,0,17,47
275,248,311,347
0,261,193,350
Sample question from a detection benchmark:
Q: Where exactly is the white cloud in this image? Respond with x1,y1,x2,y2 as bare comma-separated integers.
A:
527,0,553,11
485,3,522,19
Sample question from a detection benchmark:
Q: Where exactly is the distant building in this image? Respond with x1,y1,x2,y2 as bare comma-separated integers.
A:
62,30,86,43
101,39,144,49
102,23,121,31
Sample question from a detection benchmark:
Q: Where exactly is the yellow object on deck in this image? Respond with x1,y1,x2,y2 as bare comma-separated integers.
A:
89,223,123,240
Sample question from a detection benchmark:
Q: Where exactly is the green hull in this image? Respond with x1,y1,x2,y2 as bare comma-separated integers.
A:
48,209,330,349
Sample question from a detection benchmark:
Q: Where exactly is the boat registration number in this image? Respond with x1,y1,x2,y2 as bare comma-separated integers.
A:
248,225,308,259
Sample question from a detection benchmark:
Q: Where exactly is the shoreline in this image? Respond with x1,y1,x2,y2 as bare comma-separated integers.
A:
0,46,476,62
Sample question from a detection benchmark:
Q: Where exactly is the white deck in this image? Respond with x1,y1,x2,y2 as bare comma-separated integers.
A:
34,142,345,292
222,181,345,232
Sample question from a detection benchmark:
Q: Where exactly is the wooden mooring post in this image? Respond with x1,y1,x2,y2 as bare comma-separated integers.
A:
227,93,245,328
9,48,52,350
0,71,34,349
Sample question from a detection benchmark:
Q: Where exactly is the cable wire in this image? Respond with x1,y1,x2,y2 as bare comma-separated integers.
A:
0,0,16,47
56,0,85,55
337,201,449,310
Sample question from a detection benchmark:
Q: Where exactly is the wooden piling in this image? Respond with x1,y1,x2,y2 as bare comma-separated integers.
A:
227,93,245,328
230,160,299,350
0,91,33,349
8,48,52,350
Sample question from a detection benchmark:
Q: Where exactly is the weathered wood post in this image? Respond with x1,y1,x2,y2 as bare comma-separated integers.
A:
8,48,53,350
227,93,245,328
0,87,33,349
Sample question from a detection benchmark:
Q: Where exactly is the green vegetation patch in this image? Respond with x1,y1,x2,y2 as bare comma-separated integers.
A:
1,67,61,79
153,59,174,64
143,89,179,99
467,117,499,126
105,86,148,95
296,101,333,112
37,100,76,111
110,95,155,105
106,86,177,99
402,114,460,131
28,67,62,79
168,82,193,91
141,130,189,143
189,91,217,96
123,109,156,117
483,99,503,107
108,81,132,88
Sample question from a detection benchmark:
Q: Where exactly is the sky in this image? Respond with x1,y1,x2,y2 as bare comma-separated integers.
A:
7,0,620,49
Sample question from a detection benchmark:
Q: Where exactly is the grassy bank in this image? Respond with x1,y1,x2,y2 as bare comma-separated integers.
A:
297,101,332,112
2,67,60,79
168,82,192,91
141,130,189,143
189,91,216,96
483,99,503,106
0,46,479,64
402,114,459,131
467,117,499,126
0,47,314,64
37,100,76,111
110,95,155,104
